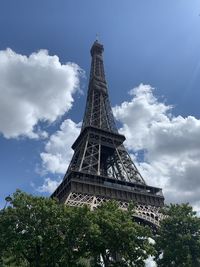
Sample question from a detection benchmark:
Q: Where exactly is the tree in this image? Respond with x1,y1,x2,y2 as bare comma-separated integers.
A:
0,191,154,267
155,203,200,267
87,201,154,267
0,190,92,267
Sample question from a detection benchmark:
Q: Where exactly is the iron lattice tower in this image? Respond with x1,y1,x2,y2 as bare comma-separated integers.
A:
52,41,164,227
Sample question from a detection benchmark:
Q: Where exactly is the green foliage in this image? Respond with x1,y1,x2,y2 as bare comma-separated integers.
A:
155,203,200,267
0,191,153,267
0,190,92,267
88,201,154,267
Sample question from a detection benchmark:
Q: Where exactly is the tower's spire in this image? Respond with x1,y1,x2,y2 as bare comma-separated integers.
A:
89,40,106,82
82,41,118,132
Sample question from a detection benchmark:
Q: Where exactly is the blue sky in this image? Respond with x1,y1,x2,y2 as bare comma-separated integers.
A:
0,0,200,211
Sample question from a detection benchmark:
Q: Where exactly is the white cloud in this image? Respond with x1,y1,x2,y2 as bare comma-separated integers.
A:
113,84,172,151
0,49,82,138
113,84,200,210
41,119,81,174
37,177,62,194
145,256,157,267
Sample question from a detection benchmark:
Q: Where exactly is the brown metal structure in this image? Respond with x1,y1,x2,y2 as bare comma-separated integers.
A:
52,41,164,227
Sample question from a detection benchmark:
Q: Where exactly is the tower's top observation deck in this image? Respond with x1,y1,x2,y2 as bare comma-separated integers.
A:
90,40,104,56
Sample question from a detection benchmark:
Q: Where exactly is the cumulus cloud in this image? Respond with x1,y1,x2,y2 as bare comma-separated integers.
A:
113,84,172,151
0,49,82,138
145,257,157,267
113,84,200,210
41,119,81,174
37,177,62,194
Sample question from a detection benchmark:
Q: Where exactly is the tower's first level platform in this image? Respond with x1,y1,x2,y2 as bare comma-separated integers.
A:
51,171,164,227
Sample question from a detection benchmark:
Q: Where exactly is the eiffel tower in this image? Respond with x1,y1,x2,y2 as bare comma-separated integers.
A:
52,40,164,227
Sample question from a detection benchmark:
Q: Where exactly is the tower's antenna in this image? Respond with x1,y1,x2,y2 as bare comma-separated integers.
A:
96,33,99,42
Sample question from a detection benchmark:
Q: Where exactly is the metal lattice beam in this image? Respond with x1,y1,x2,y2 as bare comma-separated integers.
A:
65,192,164,227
